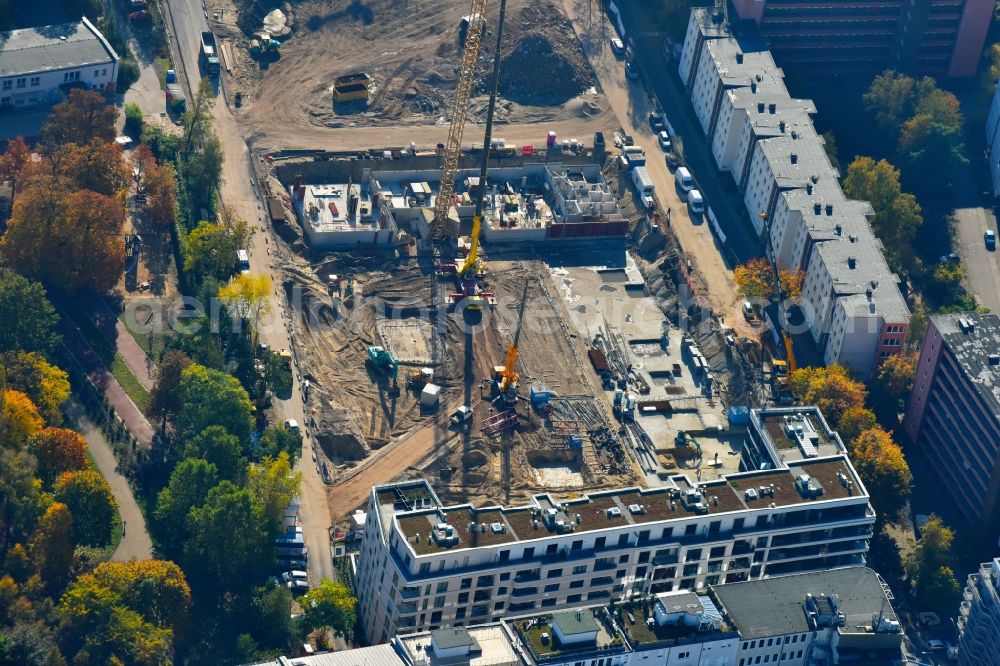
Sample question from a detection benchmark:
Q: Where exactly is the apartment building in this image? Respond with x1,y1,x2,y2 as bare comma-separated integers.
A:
957,557,1000,666
986,83,1000,197
728,0,992,77
0,17,118,108
904,314,1000,532
678,9,909,378
356,408,875,642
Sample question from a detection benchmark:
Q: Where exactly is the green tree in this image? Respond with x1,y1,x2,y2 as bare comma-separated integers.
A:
850,427,912,518
0,447,45,553
247,452,301,532
862,71,938,141
299,579,357,640
182,221,239,282
90,559,192,634
0,272,59,356
41,89,117,147
251,584,299,649
30,502,74,591
821,130,840,172
153,458,219,556
259,425,302,462
842,157,923,270
185,135,224,212
183,426,246,483
184,481,269,595
53,469,117,547
899,118,968,195
177,363,253,444
218,273,272,348
1,351,70,422
904,515,961,610
149,350,192,424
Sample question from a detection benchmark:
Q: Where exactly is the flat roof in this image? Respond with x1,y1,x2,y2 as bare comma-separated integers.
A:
932,313,1000,419
515,608,623,658
553,610,600,636
398,625,524,666
432,628,477,649
712,567,897,640
382,455,866,555
0,17,118,78
246,645,402,666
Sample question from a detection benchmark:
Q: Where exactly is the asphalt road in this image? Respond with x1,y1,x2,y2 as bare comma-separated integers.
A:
954,206,1000,313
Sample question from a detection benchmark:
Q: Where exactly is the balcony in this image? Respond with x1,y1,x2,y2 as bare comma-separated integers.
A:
594,559,616,572
512,586,538,597
591,576,615,586
515,570,541,583
399,587,420,600
398,602,417,615
654,553,680,565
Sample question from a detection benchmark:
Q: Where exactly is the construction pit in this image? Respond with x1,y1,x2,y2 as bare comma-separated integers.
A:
206,0,611,152
262,148,742,515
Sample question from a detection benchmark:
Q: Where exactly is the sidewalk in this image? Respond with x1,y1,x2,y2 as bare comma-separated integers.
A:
65,400,153,562
58,307,155,446
83,297,158,392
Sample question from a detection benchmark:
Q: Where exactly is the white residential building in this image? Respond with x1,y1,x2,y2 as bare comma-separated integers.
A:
0,17,118,108
957,557,1000,666
987,84,1000,197
678,8,909,378
356,406,875,642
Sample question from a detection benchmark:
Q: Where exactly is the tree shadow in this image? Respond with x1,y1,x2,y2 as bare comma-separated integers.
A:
306,0,375,32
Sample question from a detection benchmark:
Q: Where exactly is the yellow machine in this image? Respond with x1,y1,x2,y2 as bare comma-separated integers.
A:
495,281,528,406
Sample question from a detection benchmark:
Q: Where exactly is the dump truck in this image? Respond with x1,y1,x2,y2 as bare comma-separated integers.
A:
200,31,220,75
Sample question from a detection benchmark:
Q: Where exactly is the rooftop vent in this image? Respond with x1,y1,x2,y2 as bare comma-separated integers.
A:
806,183,813,195
848,256,857,269
958,317,976,334
751,81,757,93
814,203,822,215
989,354,1000,366
768,103,777,114
795,474,824,499
758,102,765,113
835,224,842,236
849,234,858,243
790,153,797,164
791,130,799,140
825,204,833,216
780,121,786,133
736,52,744,64
607,506,622,518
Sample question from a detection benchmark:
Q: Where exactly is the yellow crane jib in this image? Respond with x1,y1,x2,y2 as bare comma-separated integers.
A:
456,213,483,277
430,0,489,242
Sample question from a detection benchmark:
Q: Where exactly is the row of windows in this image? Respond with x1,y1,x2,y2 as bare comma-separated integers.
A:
738,651,805,665
2,67,109,91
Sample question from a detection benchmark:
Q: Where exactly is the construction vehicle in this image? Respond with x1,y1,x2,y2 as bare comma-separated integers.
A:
407,367,434,392
760,212,798,391
493,281,528,407
200,31,220,74
675,431,702,456
366,345,400,396
250,34,282,56
450,405,473,429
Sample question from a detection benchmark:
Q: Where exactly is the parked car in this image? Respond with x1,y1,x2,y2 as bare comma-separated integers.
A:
986,229,996,250
277,558,307,569
129,0,147,7
128,9,151,22
657,131,671,151
687,189,705,216
926,639,946,652
281,571,308,584
610,38,625,57
648,111,665,132
284,418,299,431
675,166,694,193
286,579,309,593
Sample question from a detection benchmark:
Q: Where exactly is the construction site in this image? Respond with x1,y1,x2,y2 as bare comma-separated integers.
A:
213,0,767,526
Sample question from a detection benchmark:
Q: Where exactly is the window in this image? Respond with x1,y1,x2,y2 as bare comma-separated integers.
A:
661,527,673,539
431,611,442,623
750,641,756,649
683,564,698,576
541,598,557,607
500,573,511,581
460,578,472,590
523,547,534,559
544,583,559,592
494,602,505,610
458,592,469,604
16,78,26,89
419,563,430,574
638,551,650,563
547,568,563,579
2,80,11,90
767,638,773,647
436,582,448,593
572,565,587,575
685,524,697,536
595,536,606,548
567,594,582,603
500,550,510,563
569,580,584,589
618,534,629,546
618,554,629,563
94,69,100,77
455,608,466,620
638,530,650,544
102,68,107,75
571,540,583,551
29,77,39,87
433,596,445,608
476,575,493,587
686,548,702,562
497,587,507,595
678,652,689,659
635,566,647,577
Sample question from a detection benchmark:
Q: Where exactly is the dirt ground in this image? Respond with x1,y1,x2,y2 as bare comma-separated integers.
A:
205,0,609,150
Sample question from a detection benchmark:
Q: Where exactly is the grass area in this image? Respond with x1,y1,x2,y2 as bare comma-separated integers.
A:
111,355,151,413
118,310,168,361
154,56,172,89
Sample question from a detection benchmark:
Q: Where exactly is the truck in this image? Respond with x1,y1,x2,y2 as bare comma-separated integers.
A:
200,31,220,75
632,166,655,209
165,83,186,112
619,145,645,170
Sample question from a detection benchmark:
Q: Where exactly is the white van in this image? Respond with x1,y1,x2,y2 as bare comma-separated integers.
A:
675,167,694,192
237,249,250,273
687,189,704,215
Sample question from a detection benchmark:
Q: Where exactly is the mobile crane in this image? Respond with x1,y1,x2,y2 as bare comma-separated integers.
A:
494,280,528,407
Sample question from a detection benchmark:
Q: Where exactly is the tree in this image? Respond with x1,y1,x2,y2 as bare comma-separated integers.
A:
54,469,117,547
130,143,155,192
90,559,191,634
259,425,302,462
182,221,239,282
1,184,126,295
904,515,960,610
184,481,269,595
899,118,967,194
153,458,219,556
850,427,912,518
30,502,73,590
251,584,299,649
0,389,44,450
0,447,45,554
842,157,922,270
836,406,878,448
41,89,116,146
30,427,88,486
299,579,357,640
874,351,917,404
788,365,866,426
177,363,253,444
148,350,192,424
0,136,31,205
247,452,301,532
218,273,272,348
144,162,177,229
185,135,224,212
53,141,129,197
0,272,60,355
929,261,966,306
913,88,962,129
821,131,840,172
734,258,774,300
779,268,804,301
2,352,70,422
863,71,919,136
183,426,246,483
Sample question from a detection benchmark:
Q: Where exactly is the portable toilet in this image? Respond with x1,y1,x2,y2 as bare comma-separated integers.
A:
530,386,552,405
547,131,557,148
420,383,442,409
727,406,750,426
568,435,584,448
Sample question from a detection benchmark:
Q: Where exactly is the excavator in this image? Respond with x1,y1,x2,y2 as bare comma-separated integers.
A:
430,0,509,312
493,281,528,407
366,345,400,396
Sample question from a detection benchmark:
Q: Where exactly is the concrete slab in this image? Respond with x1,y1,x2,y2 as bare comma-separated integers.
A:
376,319,434,365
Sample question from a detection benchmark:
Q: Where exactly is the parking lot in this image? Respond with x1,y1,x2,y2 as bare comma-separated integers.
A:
954,206,1000,313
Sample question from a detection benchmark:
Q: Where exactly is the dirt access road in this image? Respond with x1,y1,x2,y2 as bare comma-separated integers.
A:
164,0,335,586
559,0,739,319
